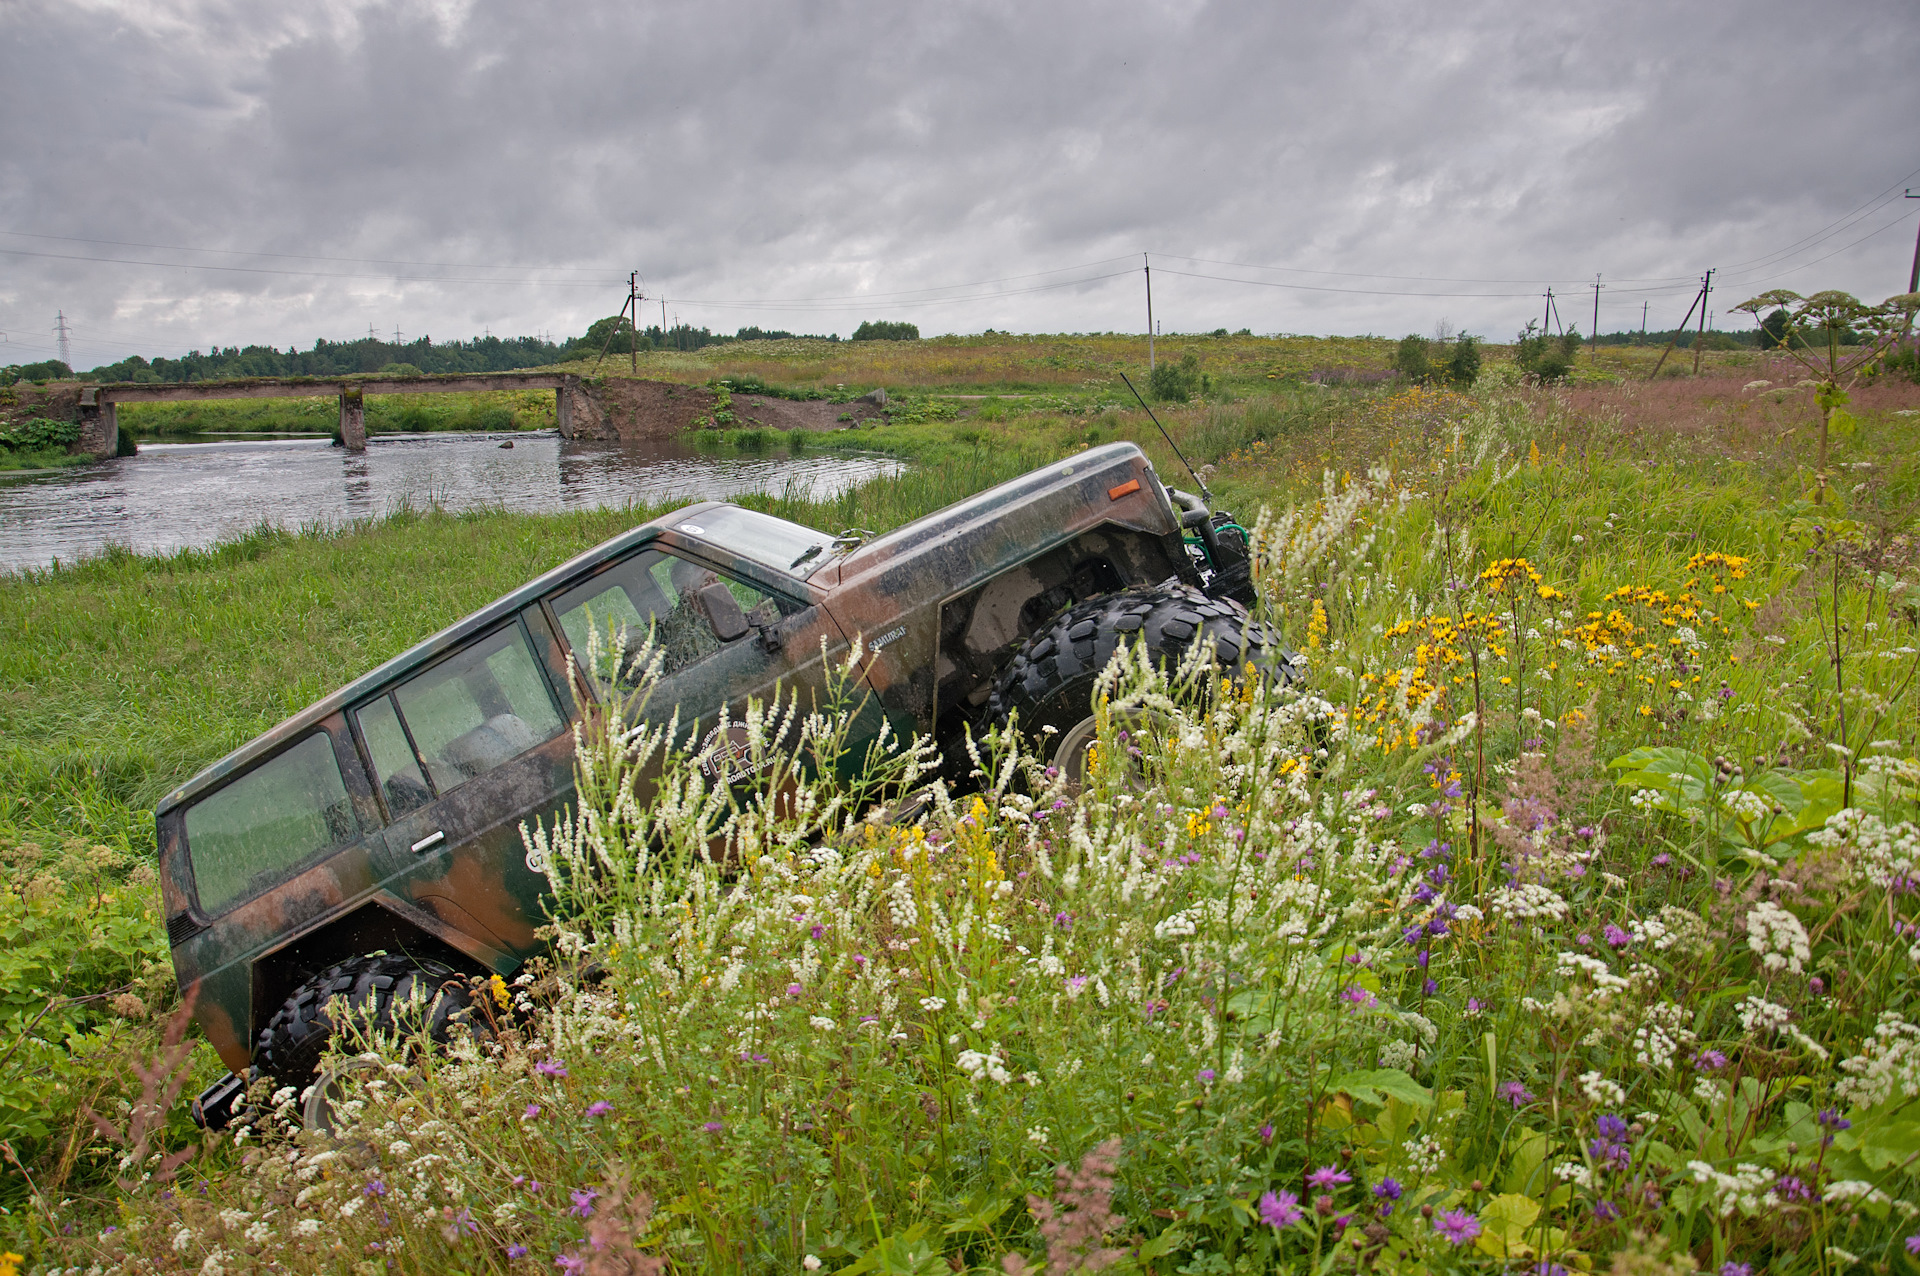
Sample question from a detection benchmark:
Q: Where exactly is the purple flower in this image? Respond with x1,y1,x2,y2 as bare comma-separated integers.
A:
1423,977,1439,996
1427,864,1450,887
524,1103,541,1120
441,1205,479,1239
1810,976,1826,995
1402,925,1424,947
1054,912,1074,930
584,1100,612,1119
1259,1189,1305,1229
1720,1264,1752,1276
364,1179,387,1197
810,924,825,940
568,1188,598,1219
1576,933,1592,947
1306,1166,1353,1190
1694,1050,1727,1071
1373,1177,1403,1201
1197,1069,1217,1084
1340,985,1377,1008
556,1256,585,1274
1773,1175,1811,1202
1432,1208,1481,1246
1259,1123,1275,1145
1816,1108,1850,1131
1596,1114,1629,1142
1603,924,1632,948
1467,998,1485,1013
786,983,803,997
703,1120,724,1133
1650,852,1671,867
534,1059,568,1078
506,1244,529,1259
1907,1236,1920,1257
1593,1199,1619,1221
1499,1081,1535,1108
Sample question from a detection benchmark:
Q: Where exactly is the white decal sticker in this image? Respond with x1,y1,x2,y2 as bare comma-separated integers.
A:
871,625,908,652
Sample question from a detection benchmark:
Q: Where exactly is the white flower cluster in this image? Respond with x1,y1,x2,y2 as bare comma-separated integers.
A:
1721,789,1774,824
1557,951,1630,996
955,1046,1012,1086
1628,787,1667,813
1836,1012,1920,1110
1579,1070,1626,1106
1745,901,1811,975
1633,1001,1697,1070
1401,1134,1446,1175
1637,906,1713,957
1687,1160,1776,1216
1809,809,1920,891
1488,883,1570,922
1736,996,1793,1034
1377,1039,1419,1070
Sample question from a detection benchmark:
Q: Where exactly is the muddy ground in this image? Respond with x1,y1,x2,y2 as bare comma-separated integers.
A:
576,378,885,440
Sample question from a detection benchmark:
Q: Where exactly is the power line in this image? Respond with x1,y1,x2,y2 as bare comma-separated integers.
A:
0,229,613,274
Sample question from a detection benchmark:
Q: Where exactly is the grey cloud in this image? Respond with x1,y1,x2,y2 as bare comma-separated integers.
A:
2,0,1916,367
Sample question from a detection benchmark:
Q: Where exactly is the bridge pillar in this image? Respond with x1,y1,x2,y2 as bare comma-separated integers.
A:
75,387,118,457
555,375,607,439
338,390,367,452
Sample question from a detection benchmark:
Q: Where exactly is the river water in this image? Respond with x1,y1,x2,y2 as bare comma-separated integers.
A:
0,432,904,575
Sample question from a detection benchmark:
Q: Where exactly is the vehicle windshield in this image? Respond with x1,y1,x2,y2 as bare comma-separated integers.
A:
676,506,834,577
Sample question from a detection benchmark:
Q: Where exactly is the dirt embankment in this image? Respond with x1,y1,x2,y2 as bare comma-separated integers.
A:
573,378,885,440
0,383,81,430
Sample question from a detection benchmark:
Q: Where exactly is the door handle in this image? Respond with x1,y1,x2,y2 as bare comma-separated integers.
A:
410,830,447,853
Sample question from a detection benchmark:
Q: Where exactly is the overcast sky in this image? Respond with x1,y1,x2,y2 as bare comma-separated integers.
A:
3,0,1917,369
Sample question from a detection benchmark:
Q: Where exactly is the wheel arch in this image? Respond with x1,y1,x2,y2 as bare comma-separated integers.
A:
247,894,511,1060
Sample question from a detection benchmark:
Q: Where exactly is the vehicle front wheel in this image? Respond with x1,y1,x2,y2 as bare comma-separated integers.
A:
254,953,478,1119
987,585,1291,786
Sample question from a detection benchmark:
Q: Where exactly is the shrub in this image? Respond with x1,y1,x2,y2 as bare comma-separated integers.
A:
1445,334,1482,386
0,416,81,451
851,320,920,341
1393,334,1433,383
1514,323,1580,383
1148,352,1210,401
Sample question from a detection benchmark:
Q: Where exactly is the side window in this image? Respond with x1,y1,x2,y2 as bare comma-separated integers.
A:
363,621,565,804
185,733,355,914
551,549,789,687
357,695,432,818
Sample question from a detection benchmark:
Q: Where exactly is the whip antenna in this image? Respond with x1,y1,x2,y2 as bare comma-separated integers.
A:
1119,372,1211,504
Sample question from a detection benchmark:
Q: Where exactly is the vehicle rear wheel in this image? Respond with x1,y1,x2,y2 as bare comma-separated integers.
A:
988,585,1291,786
254,953,478,1115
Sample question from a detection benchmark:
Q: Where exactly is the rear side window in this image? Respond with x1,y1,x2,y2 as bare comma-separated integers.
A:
184,733,355,914
378,622,565,800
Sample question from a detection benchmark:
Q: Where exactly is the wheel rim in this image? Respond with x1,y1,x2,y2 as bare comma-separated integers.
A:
1051,708,1171,791
302,1056,380,1136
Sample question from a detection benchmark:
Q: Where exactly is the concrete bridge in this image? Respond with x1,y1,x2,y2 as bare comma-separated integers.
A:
74,371,606,455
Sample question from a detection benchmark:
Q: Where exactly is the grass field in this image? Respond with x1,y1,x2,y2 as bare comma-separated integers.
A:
6,346,1920,1274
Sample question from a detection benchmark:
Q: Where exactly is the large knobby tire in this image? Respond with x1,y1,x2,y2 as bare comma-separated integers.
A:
255,953,476,1099
988,585,1292,785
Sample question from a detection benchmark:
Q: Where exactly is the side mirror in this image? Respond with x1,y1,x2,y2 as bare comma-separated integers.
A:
698,582,750,642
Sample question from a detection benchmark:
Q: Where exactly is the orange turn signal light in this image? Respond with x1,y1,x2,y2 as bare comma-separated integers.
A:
1107,479,1141,501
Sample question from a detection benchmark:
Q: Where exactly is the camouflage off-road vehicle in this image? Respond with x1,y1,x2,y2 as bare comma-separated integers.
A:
158,441,1290,1127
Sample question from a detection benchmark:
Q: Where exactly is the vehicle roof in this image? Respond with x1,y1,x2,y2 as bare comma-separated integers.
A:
154,499,820,817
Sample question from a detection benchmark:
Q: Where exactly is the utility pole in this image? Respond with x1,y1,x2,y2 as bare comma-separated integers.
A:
1691,268,1714,377
55,311,70,367
661,298,668,346
1648,274,1710,379
1641,301,1649,344
1907,191,1920,295
628,271,643,373
1144,253,1156,372
1590,274,1602,361
1542,288,1553,335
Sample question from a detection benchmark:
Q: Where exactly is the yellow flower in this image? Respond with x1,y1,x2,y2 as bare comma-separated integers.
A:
490,974,510,1010
0,1254,20,1276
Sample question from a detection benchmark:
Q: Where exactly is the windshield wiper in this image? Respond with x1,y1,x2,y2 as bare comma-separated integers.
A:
789,543,826,569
